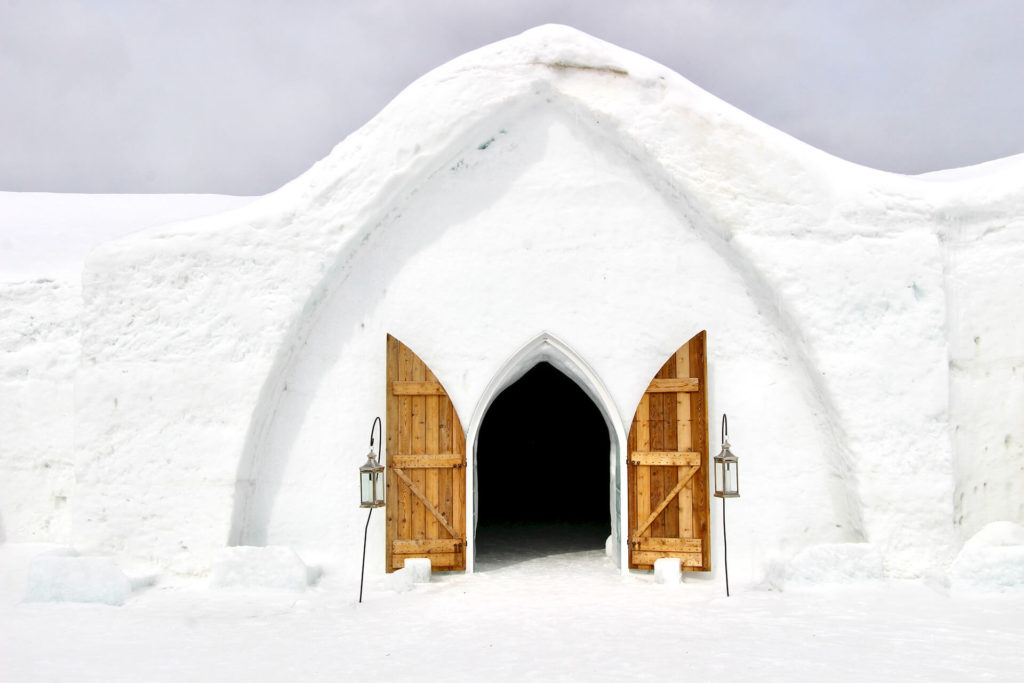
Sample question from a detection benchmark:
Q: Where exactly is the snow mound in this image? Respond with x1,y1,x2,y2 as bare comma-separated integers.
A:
950,522,1024,593
654,558,682,585
404,558,432,583
774,543,884,588
209,546,315,591
24,552,132,605
387,567,415,593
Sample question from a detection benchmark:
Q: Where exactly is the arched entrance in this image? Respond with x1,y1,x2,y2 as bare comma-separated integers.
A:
466,333,627,572
475,362,611,569
382,332,711,575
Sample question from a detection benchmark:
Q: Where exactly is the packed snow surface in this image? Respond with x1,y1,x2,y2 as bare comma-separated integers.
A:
1,546,1022,681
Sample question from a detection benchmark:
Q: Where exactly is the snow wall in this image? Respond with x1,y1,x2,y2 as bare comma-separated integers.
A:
0,280,79,544
2,25,1022,585
1,193,254,551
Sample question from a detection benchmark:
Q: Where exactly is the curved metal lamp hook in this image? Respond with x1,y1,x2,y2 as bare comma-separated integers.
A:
369,416,382,453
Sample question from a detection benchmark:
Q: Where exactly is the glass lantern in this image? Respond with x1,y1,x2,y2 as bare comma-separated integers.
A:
714,438,740,499
359,449,385,508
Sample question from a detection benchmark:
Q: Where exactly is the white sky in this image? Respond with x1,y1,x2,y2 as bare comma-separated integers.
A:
1,0,1022,195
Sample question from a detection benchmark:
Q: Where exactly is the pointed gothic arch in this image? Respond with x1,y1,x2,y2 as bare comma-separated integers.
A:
465,333,629,571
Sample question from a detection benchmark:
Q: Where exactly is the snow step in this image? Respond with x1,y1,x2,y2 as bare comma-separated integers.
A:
405,558,432,583
654,558,682,585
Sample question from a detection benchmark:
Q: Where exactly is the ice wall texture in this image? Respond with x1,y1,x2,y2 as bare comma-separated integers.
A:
8,25,1020,579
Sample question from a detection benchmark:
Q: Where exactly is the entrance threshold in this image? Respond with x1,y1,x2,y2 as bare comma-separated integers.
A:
474,521,609,572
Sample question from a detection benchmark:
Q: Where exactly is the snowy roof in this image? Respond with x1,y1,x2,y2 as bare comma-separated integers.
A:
4,25,1023,282
914,152,1024,182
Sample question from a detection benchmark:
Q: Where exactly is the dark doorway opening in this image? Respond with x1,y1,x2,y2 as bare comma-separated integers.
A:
475,362,611,570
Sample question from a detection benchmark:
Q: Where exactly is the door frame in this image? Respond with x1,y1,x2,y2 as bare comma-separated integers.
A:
464,333,629,573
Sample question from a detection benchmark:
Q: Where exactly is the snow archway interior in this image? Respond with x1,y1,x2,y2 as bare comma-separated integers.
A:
468,334,625,571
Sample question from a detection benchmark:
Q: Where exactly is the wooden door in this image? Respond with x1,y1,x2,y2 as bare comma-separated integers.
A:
627,331,710,570
386,335,467,572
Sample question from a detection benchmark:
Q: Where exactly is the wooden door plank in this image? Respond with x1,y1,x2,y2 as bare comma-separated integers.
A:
437,397,453,541
664,464,679,539
438,395,452,453
391,380,448,396
678,468,694,538
425,390,440,540
690,331,710,570
438,468,453,539
453,387,466,565
397,343,413,542
451,407,465,561
646,378,700,393
386,335,399,573
649,392,665,538
637,394,650,451
676,344,690,377
398,387,412,543
392,538,462,554
664,384,678,453
635,395,651,543
425,469,440,539
636,466,651,540
663,355,680,539
391,454,464,468
676,345,692,448
629,451,700,467
632,551,704,567
627,415,637,563
676,394,692,454
410,356,426,539
451,454,464,551
636,537,702,553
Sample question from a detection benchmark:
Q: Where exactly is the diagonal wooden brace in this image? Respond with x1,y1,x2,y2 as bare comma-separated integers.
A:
631,466,697,545
391,466,462,540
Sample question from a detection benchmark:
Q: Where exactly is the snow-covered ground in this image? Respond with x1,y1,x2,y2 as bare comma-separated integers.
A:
2,542,1022,682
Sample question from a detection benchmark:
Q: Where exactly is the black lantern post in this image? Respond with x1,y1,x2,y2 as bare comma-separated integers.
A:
713,414,740,596
359,417,384,603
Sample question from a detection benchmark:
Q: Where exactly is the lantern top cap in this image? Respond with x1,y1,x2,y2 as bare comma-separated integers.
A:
714,442,738,462
360,448,382,471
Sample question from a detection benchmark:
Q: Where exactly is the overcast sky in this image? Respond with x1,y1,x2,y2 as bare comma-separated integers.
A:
2,0,1022,195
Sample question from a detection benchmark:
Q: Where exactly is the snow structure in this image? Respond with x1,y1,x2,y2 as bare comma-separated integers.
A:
1,25,1022,592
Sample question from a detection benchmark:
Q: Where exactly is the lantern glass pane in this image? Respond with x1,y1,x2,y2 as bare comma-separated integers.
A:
360,470,373,505
725,461,738,495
